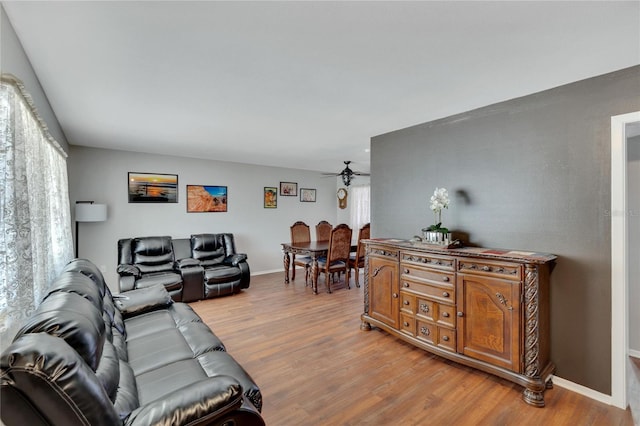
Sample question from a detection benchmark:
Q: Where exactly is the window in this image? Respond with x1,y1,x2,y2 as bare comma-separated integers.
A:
0,75,73,346
349,185,370,233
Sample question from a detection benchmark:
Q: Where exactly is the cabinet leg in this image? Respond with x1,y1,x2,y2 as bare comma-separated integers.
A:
522,388,545,407
545,378,554,389
360,319,371,331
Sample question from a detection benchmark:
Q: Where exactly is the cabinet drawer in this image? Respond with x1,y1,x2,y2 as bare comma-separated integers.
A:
436,304,456,328
416,320,436,345
457,259,521,280
413,297,455,328
415,297,434,321
369,245,399,260
401,251,455,271
401,280,455,304
415,320,456,352
400,313,416,335
438,326,456,352
401,293,415,314
402,265,454,286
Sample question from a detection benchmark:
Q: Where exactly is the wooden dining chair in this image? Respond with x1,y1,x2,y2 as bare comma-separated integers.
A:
290,221,312,282
347,223,370,288
315,220,332,242
316,224,352,293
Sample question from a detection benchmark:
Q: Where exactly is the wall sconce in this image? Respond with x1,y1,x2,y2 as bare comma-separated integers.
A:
75,201,107,257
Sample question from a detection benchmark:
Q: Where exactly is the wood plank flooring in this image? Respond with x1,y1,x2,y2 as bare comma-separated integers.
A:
190,271,634,426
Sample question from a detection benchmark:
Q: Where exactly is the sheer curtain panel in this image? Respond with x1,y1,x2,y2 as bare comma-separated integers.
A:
0,75,74,347
349,185,370,235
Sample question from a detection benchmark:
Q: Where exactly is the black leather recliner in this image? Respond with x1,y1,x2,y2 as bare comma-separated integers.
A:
117,236,193,301
190,233,250,298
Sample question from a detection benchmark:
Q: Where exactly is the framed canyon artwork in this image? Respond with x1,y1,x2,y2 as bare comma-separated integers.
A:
187,185,228,212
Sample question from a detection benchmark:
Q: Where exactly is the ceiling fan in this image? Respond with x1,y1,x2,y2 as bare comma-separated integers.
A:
322,161,370,187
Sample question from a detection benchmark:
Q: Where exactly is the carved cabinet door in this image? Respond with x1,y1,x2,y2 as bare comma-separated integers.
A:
456,274,521,372
368,255,400,329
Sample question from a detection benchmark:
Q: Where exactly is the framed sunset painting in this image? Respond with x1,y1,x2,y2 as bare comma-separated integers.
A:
128,172,178,203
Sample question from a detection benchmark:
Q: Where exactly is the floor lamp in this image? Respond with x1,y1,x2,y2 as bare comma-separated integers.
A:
75,201,107,258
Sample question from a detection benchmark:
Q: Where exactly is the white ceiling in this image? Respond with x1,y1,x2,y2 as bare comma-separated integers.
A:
3,1,639,174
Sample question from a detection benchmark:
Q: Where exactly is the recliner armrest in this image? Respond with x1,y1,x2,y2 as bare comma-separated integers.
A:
224,253,248,267
117,263,141,278
119,275,136,292
175,257,201,269
124,376,246,426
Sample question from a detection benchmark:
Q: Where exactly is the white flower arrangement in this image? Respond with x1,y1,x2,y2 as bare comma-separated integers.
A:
425,187,449,233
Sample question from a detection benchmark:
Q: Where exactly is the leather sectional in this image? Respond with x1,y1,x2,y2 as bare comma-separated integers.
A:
0,258,264,426
117,233,250,302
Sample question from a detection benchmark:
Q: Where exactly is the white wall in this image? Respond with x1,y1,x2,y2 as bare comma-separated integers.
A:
628,135,640,353
68,146,338,292
1,5,69,151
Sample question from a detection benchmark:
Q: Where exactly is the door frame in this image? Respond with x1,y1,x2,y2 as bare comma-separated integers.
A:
610,111,640,409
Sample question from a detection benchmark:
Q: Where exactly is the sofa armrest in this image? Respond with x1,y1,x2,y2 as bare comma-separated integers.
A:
224,253,248,267
119,275,136,292
117,263,141,278
175,257,201,269
124,376,247,426
113,284,173,318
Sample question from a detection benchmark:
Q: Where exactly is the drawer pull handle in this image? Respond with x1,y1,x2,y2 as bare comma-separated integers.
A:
403,300,410,305
435,260,441,265
421,258,427,263
442,312,450,318
420,303,429,313
470,264,477,269
442,291,450,298
403,321,409,327
404,268,410,274
457,312,464,317
404,282,410,288
420,327,430,336
442,276,450,282
482,265,490,271
393,293,399,298
442,335,450,342
496,267,504,273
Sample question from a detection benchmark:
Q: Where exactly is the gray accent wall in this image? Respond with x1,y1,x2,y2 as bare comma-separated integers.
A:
371,66,640,394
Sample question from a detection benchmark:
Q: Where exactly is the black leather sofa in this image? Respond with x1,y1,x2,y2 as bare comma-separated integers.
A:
117,234,250,302
0,258,264,426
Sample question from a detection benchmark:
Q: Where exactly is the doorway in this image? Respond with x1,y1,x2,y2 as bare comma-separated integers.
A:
610,111,640,411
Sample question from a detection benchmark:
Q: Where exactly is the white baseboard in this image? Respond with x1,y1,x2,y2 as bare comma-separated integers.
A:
629,349,640,359
552,375,613,405
251,268,284,276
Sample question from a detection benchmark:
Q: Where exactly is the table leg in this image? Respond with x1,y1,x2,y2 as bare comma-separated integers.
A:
283,252,290,284
311,257,319,294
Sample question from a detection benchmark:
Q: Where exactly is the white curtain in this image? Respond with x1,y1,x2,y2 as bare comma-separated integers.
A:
0,75,74,347
349,185,370,234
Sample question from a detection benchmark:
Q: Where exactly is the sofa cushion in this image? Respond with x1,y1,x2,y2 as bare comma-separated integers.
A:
132,236,175,274
204,265,241,284
14,292,105,371
135,272,182,291
1,333,121,426
191,234,226,266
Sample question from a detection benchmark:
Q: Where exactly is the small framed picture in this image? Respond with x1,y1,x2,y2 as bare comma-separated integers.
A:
128,172,178,203
187,185,227,212
280,182,298,196
264,187,277,208
300,188,316,202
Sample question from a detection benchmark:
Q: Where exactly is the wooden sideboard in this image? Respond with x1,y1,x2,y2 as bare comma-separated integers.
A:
361,238,557,407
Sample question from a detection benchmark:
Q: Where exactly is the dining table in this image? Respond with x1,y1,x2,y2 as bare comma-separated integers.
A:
281,241,329,294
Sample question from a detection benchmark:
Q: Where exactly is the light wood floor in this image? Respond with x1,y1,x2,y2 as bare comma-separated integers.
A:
190,270,634,426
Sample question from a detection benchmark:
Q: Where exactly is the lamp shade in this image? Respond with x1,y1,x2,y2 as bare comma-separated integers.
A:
75,203,107,222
